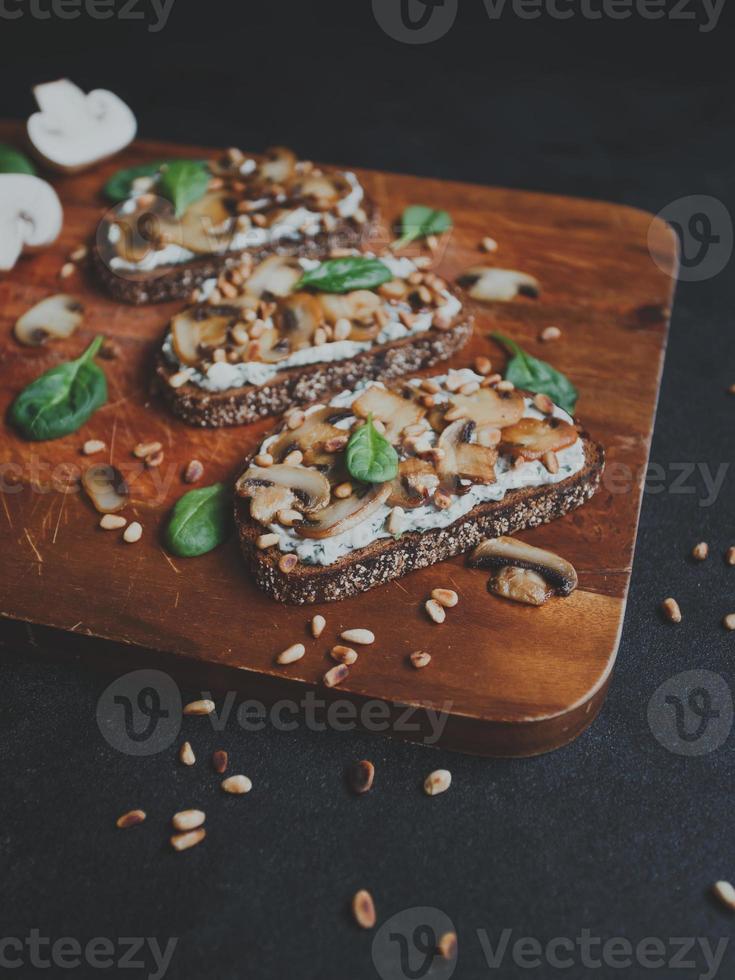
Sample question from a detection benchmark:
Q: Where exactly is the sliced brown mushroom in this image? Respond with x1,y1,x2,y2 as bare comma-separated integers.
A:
499,417,577,461
245,255,303,298
292,172,351,211
387,458,439,509
82,464,128,514
256,146,297,185
297,483,391,539
171,308,233,366
318,290,383,341
236,464,331,516
276,292,324,350
445,387,525,429
352,386,426,444
266,407,351,463
14,294,84,346
248,485,295,524
487,566,554,606
437,420,497,486
469,535,578,596
456,266,540,302
253,326,292,364
108,197,173,264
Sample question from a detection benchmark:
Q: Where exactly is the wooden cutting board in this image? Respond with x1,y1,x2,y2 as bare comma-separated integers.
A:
0,121,677,756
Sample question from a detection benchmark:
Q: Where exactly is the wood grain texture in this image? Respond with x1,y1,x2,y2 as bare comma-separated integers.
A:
0,121,678,756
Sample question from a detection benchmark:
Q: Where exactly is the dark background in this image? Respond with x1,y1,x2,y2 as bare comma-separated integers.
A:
2,2,735,978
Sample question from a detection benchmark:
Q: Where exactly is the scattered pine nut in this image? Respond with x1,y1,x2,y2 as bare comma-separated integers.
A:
172,809,205,832
352,890,377,929
279,553,298,574
691,542,709,561
437,932,458,959
533,392,554,415
133,441,162,459
542,451,560,474
221,775,252,795
324,663,349,687
311,614,326,638
540,325,561,342
333,482,353,499
387,506,405,536
496,379,515,392
183,459,204,484
59,262,75,279
169,370,191,389
256,533,279,550
170,828,206,851
425,599,446,624
713,881,735,910
431,588,458,608
726,547,735,566
145,449,164,469
424,769,452,796
69,244,88,263
348,760,375,795
212,750,228,774
254,452,273,467
426,233,439,252
334,317,352,341
183,699,215,716
82,439,106,455
661,598,682,623
116,809,146,829
723,614,735,631
123,521,142,544
277,643,306,665
287,410,305,430
331,645,358,666
410,651,432,669
100,514,127,530
179,741,196,766
341,629,374,646
474,355,492,375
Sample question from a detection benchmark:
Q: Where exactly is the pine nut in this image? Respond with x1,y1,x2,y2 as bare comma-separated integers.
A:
431,588,458,608
474,356,492,375
70,244,88,262
723,614,735,631
277,643,306,665
333,482,353,499
324,664,349,687
334,317,352,341
459,381,479,396
145,449,164,469
340,629,374,645
116,809,146,829
222,775,252,794
424,769,452,796
179,741,196,766
481,236,498,253
100,514,127,530
287,410,305,430
170,828,206,851
83,439,106,455
533,393,554,415
183,459,204,483
726,546,735,566
254,452,273,467
183,699,215,716
348,760,375,795
133,441,162,459
540,325,561,342
172,809,205,832
434,490,453,510
496,379,515,392
331,645,358,665
123,521,142,544
713,881,735,910
437,932,458,959
542,451,559,474
387,507,405,536
256,533,279,550
661,598,682,623
59,262,75,279
425,599,446,624
279,553,298,574
691,542,709,561
284,449,303,466
410,651,432,669
169,370,191,388
277,509,303,527
352,889,376,929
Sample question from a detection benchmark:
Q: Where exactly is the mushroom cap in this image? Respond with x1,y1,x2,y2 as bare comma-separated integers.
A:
14,294,83,347
0,174,63,271
457,266,540,302
469,536,578,595
297,483,391,540
236,464,331,515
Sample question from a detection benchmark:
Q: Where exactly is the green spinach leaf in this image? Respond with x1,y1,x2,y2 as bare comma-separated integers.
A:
158,160,210,217
491,332,578,415
392,204,452,250
11,336,108,441
346,414,399,484
164,483,230,558
296,257,392,293
0,143,36,175
103,160,170,202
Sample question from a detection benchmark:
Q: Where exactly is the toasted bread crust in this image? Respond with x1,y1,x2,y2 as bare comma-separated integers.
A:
235,437,604,604
92,198,379,305
154,317,473,427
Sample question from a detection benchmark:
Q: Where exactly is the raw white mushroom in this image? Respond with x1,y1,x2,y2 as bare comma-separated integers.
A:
27,79,136,173
0,174,63,271
14,294,84,346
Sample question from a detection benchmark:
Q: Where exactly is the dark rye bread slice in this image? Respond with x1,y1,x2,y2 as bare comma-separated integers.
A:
155,316,473,427
235,436,604,605
92,198,379,305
